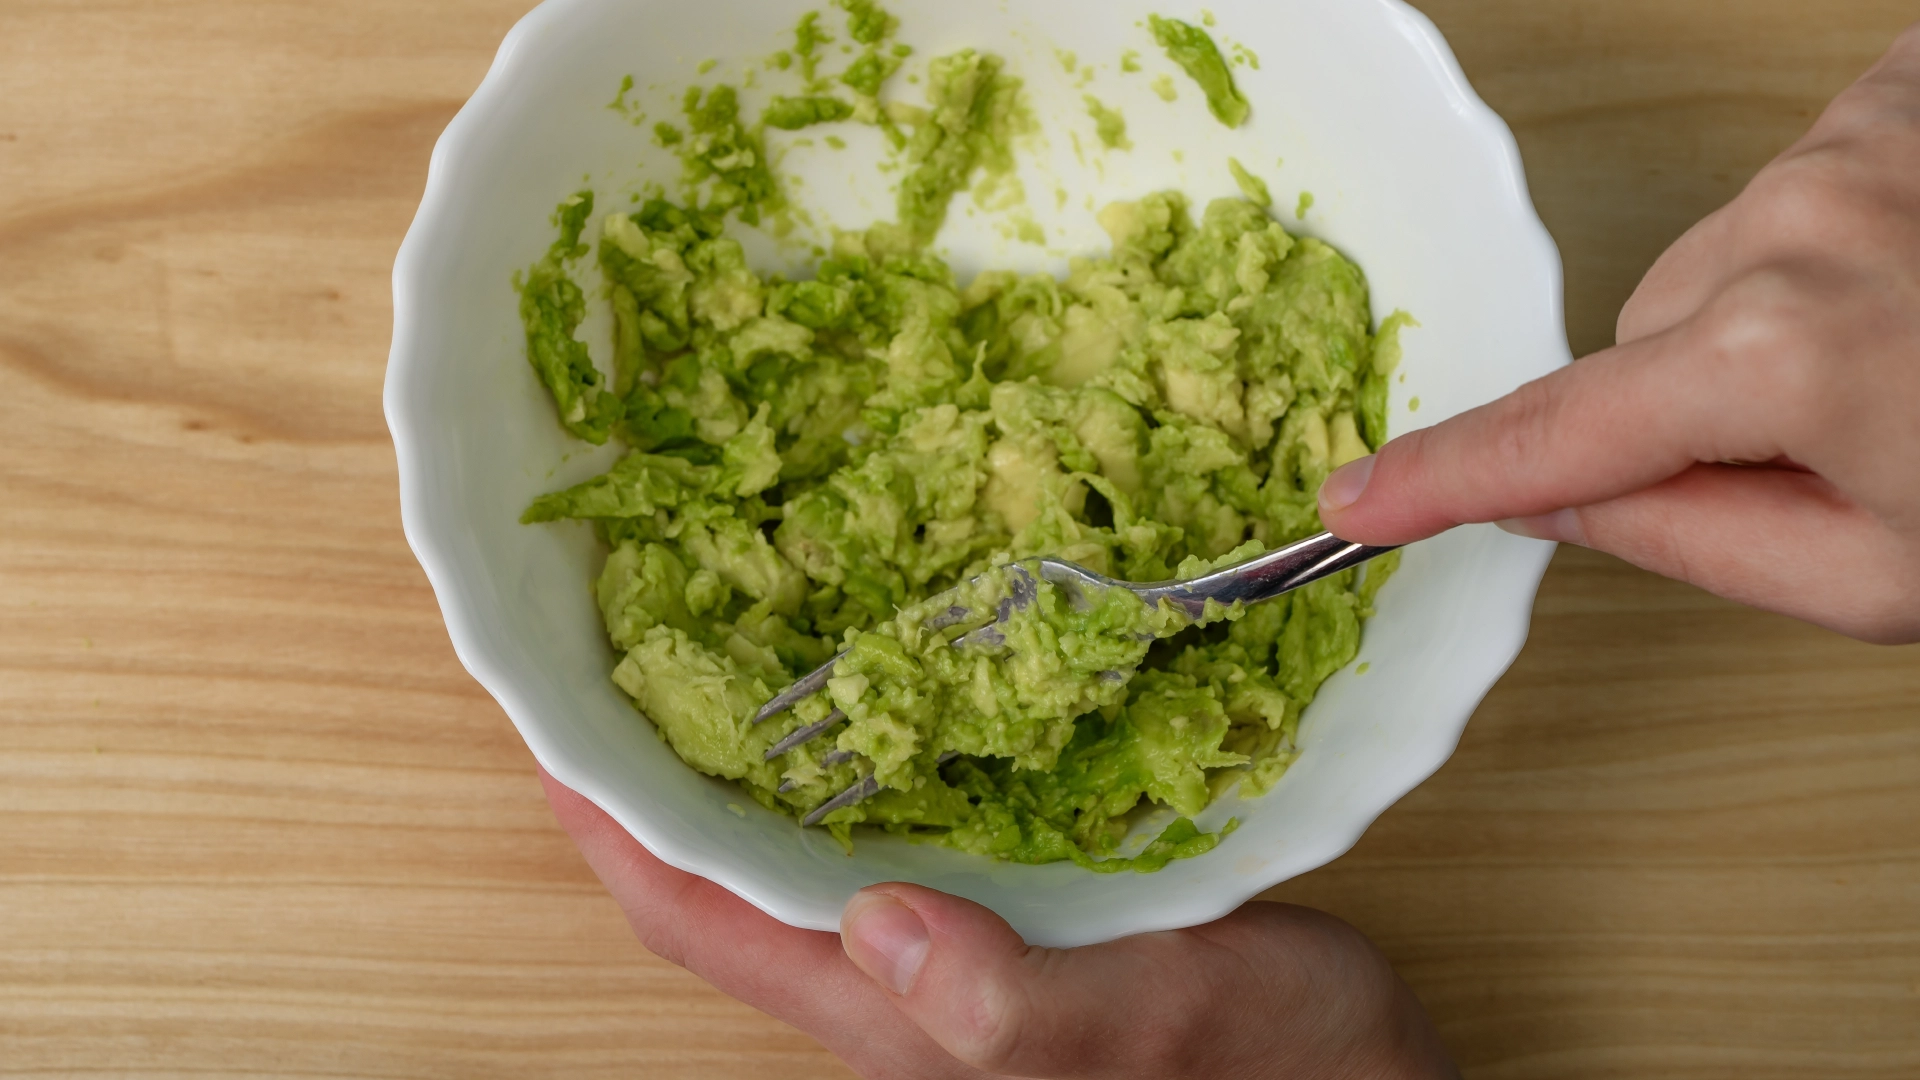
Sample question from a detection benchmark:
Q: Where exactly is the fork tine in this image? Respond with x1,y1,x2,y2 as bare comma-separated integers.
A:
922,604,973,631
801,773,878,826
1006,563,1038,608
754,566,1023,727
757,567,1033,768
753,648,848,724
951,623,1006,649
762,709,846,761
802,751,958,826
765,541,1406,827
767,606,1008,752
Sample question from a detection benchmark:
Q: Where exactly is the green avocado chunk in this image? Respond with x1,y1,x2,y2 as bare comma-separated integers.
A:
764,94,857,130
894,49,1027,245
516,37,1404,872
517,191,622,444
835,0,896,44
1227,157,1271,208
1148,15,1251,128
681,85,783,226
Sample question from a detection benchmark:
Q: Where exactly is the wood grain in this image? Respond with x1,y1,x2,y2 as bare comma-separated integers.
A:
1,1,1916,1076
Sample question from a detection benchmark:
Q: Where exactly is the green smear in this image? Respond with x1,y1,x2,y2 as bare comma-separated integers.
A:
1148,15,1250,127
1358,312,1418,446
841,49,903,97
670,86,783,227
834,0,906,101
516,191,621,444
764,94,857,130
607,74,635,114
794,11,834,85
893,49,1029,245
836,0,897,44
1009,210,1046,245
1085,95,1132,151
1228,157,1270,208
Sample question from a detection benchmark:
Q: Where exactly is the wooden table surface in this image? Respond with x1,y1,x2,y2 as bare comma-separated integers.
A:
3,1,1917,1076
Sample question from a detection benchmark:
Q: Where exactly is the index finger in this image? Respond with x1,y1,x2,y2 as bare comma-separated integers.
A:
1318,304,1804,546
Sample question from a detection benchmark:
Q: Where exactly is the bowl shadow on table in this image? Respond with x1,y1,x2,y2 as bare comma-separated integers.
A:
1257,545,1920,1075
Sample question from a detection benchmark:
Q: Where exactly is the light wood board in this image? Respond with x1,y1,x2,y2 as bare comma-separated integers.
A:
2,1,1916,1076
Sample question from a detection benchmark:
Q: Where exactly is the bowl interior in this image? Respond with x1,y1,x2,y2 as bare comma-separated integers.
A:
388,0,1568,946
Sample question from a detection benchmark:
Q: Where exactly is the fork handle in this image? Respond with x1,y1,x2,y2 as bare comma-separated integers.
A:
1135,532,1399,618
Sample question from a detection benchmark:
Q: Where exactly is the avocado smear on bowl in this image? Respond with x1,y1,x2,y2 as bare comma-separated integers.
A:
515,10,1406,871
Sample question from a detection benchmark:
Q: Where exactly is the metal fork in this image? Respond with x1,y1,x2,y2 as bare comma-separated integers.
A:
757,531,1397,826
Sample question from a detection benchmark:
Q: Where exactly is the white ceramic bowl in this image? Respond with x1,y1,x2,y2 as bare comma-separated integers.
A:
387,0,1568,947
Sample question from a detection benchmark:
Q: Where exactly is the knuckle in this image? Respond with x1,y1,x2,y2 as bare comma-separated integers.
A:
1624,495,1696,586
1745,161,1859,243
1693,271,1837,429
1700,272,1814,356
945,953,1211,1076
634,923,690,969
1616,207,1730,345
627,878,711,971
1825,62,1920,141
1744,154,1913,266
944,977,1030,1072
1616,285,1663,344
1485,376,1561,482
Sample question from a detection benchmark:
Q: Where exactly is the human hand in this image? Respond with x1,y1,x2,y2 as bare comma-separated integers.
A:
1319,24,1920,644
540,768,1456,1079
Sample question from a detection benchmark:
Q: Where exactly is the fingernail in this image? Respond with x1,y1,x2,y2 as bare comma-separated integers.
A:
1497,508,1588,546
842,893,930,997
1319,455,1376,514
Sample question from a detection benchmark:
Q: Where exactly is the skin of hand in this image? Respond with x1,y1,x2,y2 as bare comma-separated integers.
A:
1319,23,1920,645
540,768,1458,1080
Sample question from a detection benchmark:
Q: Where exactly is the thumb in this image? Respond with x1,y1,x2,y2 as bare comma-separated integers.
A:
840,885,1452,1079
1317,317,1795,547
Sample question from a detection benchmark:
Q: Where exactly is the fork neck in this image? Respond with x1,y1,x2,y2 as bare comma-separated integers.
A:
1135,532,1398,618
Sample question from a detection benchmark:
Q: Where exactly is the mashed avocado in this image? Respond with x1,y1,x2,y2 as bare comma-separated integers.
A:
515,7,1403,870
